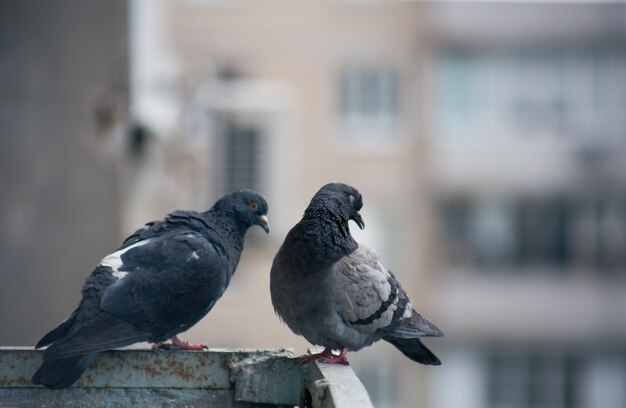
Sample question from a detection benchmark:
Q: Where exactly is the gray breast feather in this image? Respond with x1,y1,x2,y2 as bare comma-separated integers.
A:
331,244,411,334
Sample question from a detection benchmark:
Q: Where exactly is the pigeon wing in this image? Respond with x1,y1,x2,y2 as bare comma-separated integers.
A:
332,244,442,337
35,308,79,349
44,231,229,359
101,230,230,331
120,210,214,249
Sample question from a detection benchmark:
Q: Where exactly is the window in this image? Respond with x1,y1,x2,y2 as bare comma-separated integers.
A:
223,122,260,193
486,348,584,408
434,346,626,408
214,115,267,196
436,47,626,140
439,196,626,274
339,67,399,133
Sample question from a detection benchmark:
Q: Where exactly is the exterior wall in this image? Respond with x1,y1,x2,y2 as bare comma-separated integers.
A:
130,2,432,407
0,1,128,345
425,3,626,408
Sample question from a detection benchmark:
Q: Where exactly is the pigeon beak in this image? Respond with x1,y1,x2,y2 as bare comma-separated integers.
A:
258,215,270,233
352,211,365,230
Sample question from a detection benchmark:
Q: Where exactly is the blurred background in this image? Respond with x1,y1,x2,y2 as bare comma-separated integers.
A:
1,1,626,407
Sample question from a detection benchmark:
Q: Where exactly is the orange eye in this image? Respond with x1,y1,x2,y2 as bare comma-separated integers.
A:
250,202,258,210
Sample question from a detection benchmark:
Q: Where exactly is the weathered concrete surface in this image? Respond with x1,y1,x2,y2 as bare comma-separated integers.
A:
231,349,301,406
0,389,252,408
0,347,373,407
303,356,374,408
0,347,274,389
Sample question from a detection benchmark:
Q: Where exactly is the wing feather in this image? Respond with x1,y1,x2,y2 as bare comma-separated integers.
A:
43,314,150,359
100,231,228,334
332,244,443,338
42,231,229,360
332,245,401,334
35,308,79,349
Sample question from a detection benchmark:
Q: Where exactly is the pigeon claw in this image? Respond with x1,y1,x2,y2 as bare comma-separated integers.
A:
152,336,208,351
303,347,349,365
171,336,208,351
317,354,350,365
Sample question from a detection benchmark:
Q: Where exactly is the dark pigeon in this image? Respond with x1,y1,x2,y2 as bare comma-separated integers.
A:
270,183,442,365
32,189,269,389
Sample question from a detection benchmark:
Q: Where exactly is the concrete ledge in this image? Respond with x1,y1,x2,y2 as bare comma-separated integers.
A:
0,347,373,407
0,347,290,389
231,350,302,405
0,388,246,408
303,357,374,408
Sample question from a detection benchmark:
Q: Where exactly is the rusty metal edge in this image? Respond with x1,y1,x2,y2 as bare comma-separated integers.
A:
0,347,290,389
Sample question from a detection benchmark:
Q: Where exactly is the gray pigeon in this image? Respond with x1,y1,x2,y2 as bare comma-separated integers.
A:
270,183,442,365
32,189,269,388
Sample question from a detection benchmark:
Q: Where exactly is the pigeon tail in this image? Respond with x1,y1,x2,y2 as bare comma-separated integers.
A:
383,336,441,366
382,311,444,339
31,352,99,389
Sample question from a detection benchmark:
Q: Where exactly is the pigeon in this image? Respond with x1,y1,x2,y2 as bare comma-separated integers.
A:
270,183,442,365
32,189,269,389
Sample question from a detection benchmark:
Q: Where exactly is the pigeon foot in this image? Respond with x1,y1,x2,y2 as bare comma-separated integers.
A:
152,336,208,351
171,336,208,350
151,341,169,350
303,347,349,365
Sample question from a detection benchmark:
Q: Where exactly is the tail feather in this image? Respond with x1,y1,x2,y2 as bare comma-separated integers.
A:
383,336,441,366
31,353,99,389
382,310,444,339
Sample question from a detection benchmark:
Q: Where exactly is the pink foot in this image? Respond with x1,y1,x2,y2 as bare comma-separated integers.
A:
303,347,349,365
171,336,207,350
303,347,334,363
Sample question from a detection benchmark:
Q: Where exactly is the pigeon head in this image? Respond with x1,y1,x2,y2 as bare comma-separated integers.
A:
309,182,365,230
215,189,270,233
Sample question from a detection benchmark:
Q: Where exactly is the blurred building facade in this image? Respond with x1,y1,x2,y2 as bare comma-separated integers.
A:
136,2,626,407
3,2,626,408
426,4,626,408
130,2,433,407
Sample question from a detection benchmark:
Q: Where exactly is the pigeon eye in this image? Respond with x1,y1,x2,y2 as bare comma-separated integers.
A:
250,202,258,211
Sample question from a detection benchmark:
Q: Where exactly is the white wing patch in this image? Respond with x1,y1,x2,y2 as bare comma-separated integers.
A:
112,271,128,279
100,239,152,279
402,305,412,319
